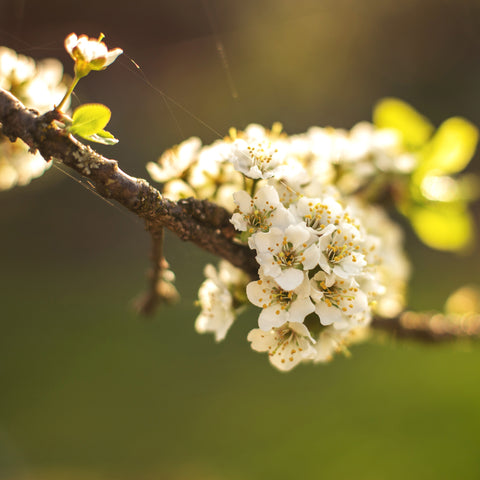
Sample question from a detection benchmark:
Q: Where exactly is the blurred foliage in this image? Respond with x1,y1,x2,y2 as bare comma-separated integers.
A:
373,98,479,251
373,97,434,150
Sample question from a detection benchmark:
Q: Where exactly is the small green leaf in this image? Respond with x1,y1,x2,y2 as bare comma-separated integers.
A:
84,129,119,145
69,103,111,137
409,203,474,251
373,98,434,150
418,117,478,176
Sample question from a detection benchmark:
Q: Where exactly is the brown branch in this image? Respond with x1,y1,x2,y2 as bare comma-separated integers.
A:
3,88,480,343
0,88,259,279
371,311,480,342
135,227,180,314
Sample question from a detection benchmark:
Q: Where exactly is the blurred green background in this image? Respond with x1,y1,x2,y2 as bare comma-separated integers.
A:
2,0,480,478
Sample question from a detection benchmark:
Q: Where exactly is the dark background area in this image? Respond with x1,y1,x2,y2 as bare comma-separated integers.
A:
1,0,480,479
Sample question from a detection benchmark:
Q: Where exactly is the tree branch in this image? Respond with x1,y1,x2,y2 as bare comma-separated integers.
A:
2,87,480,343
0,88,258,278
371,311,480,342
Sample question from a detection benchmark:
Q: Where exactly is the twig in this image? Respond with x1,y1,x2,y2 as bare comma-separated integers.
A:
135,227,180,315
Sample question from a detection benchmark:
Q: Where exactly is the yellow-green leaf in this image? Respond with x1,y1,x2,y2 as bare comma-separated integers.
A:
69,103,111,137
373,98,434,150
409,203,474,251
418,117,478,176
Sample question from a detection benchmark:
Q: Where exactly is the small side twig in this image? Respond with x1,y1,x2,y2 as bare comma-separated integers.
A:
135,227,180,315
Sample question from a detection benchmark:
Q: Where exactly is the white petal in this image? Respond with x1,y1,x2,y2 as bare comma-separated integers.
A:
254,185,280,210
275,268,304,291
230,212,248,231
258,306,289,330
289,297,315,323
64,33,78,56
246,278,272,308
315,301,343,325
285,224,310,249
302,244,320,270
233,190,253,212
288,321,315,341
103,48,123,67
247,328,276,352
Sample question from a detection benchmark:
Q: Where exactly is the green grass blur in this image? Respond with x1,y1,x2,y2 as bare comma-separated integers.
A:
2,0,480,478
1,229,480,480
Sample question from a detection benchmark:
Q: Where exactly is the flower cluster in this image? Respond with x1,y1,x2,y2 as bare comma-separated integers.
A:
147,121,416,209
150,121,414,371
242,188,391,370
0,47,69,190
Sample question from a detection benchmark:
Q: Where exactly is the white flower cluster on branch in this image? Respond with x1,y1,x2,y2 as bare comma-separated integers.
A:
0,47,68,190
1,39,479,373
149,123,411,370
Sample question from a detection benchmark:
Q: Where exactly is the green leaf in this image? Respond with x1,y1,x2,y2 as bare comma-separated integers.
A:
409,203,474,251
418,117,478,176
84,129,119,145
373,98,434,150
69,103,112,137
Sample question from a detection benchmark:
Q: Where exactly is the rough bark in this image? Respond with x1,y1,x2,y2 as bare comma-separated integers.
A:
0,88,258,278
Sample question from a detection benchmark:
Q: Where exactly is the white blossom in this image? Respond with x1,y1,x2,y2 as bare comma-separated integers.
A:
188,145,243,210
247,272,314,330
252,224,320,290
0,47,35,87
288,195,343,237
318,223,366,278
310,272,370,329
147,137,201,183
314,326,370,363
347,201,410,317
230,185,293,236
247,322,316,371
0,47,68,191
195,261,248,341
312,327,349,363
161,179,196,200
64,33,123,76
243,123,269,141
229,139,287,179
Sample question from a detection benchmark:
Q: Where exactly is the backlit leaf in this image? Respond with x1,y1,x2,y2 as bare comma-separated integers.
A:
373,98,434,150
418,117,478,176
69,103,111,137
409,203,474,251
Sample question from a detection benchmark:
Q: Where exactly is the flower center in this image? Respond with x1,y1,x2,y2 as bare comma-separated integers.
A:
247,144,278,172
326,243,348,263
317,280,356,311
271,286,296,307
247,208,271,232
274,240,304,268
